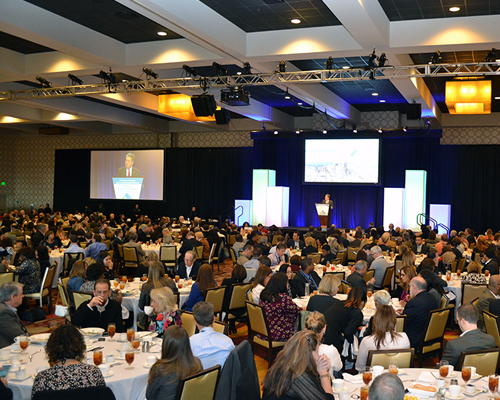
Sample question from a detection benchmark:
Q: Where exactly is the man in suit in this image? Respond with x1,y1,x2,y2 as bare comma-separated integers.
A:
286,231,304,250
401,277,438,350
412,236,430,255
321,194,334,209
178,231,202,260
31,223,48,248
442,304,496,368
177,251,201,279
123,232,146,262
0,282,28,349
293,257,321,297
482,246,500,276
369,246,389,289
477,275,500,331
347,260,374,294
117,152,141,177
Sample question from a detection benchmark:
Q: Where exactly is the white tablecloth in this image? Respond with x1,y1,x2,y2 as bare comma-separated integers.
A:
5,334,161,400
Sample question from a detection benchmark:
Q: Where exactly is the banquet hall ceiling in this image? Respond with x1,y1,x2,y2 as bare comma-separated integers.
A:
0,0,499,136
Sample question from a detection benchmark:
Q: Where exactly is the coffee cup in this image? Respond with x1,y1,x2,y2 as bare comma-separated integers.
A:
437,378,446,388
36,366,48,374
372,365,384,377
120,333,127,341
333,379,344,392
11,343,20,351
106,354,115,364
16,368,26,379
449,385,462,398
0,348,10,359
120,350,126,358
465,384,475,394
448,365,454,375
339,389,351,400
144,306,154,315
470,366,476,377
98,364,110,376
147,355,157,366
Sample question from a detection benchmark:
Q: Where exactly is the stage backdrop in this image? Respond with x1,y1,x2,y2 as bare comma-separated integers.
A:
54,137,500,233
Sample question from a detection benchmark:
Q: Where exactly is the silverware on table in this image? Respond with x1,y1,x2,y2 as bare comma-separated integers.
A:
29,349,42,362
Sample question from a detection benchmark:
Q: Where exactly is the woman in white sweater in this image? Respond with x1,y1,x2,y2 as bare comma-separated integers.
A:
355,305,410,372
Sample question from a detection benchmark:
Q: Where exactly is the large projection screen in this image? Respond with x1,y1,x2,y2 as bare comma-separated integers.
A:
304,139,380,185
90,149,164,200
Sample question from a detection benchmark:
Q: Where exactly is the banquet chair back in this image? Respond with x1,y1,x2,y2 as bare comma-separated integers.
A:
73,291,92,310
194,246,204,262
348,247,359,262
457,348,500,376
123,246,140,269
181,311,197,337
381,266,395,290
364,269,375,283
418,307,451,367
24,263,56,312
396,315,407,332
310,253,321,265
462,283,488,307
395,259,403,278
228,235,237,246
339,281,350,294
246,301,286,367
160,245,177,275
227,283,252,327
204,286,226,321
457,258,465,273
324,271,345,281
209,243,221,272
367,348,415,368
451,260,458,273
229,248,237,266
483,310,500,348
474,253,482,263
0,272,14,286
117,244,124,262
471,297,479,308
57,283,71,323
103,240,111,250
174,365,221,400
33,386,116,400
213,320,228,335
62,252,84,277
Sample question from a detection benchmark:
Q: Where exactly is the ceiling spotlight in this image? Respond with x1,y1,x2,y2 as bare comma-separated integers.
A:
425,119,431,128
243,62,252,75
36,76,52,88
284,88,291,100
377,127,383,134
372,92,379,96
449,6,460,12
212,62,227,75
485,48,497,62
273,130,279,135
143,67,159,79
98,70,116,83
278,60,286,73
379,99,386,103
322,129,328,134
295,129,301,134
326,57,334,70
429,50,442,65
68,74,84,85
403,126,408,132
182,64,198,77
378,53,387,67
157,31,167,36
353,126,358,134
291,18,301,24
342,65,350,69
298,102,303,105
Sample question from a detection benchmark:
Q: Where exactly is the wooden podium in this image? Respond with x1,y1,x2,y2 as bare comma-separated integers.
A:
315,203,331,229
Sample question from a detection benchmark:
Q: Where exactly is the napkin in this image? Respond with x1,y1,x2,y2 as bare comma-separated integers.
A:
343,373,363,384
417,371,437,384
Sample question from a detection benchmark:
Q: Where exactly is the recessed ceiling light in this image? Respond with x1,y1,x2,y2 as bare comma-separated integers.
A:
343,66,350,69
379,100,386,103
372,92,379,96
449,6,460,12
157,31,167,36
291,19,301,24
298,102,303,105
236,72,242,75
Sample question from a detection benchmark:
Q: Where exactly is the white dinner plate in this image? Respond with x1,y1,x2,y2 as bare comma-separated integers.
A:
408,387,438,397
80,328,105,337
444,393,465,400
30,333,51,344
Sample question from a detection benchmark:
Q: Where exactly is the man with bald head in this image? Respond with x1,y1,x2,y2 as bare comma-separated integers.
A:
477,275,500,331
401,276,438,349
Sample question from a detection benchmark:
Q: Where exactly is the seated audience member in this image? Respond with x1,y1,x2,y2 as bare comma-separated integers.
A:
232,234,245,257
419,269,444,308
31,325,105,398
221,265,247,331
401,277,437,349
0,378,12,400
11,240,26,267
194,231,210,260
477,275,500,331
249,265,272,303
364,290,392,337
190,301,235,369
356,305,410,372
262,330,334,400
260,273,302,342
67,261,87,304
286,231,305,250
307,274,341,314
412,236,429,255
293,257,321,297
419,254,447,287
35,245,51,279
289,254,302,272
369,246,389,289
135,252,158,279
323,287,366,355
244,247,263,271
95,250,115,281
84,234,108,260
177,251,201,280
41,230,62,250
305,312,342,378
178,231,201,260
278,264,300,299
391,265,416,303
0,282,27,348
269,243,287,267
72,278,124,331
16,247,41,294
65,235,85,254
439,250,456,273
123,232,146,262
301,237,318,258
442,304,496,369
369,373,405,400
462,261,487,284
148,287,181,338
483,246,500,276
146,325,202,400
320,245,336,265
237,243,254,266
184,264,217,312
347,260,372,294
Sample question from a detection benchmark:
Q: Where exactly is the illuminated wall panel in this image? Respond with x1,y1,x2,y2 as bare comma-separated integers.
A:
430,204,451,235
383,188,405,230
235,200,252,226
266,186,289,227
404,170,427,230
252,169,275,225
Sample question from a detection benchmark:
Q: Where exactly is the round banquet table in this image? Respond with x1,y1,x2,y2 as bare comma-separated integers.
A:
340,367,491,400
4,333,162,400
120,280,192,331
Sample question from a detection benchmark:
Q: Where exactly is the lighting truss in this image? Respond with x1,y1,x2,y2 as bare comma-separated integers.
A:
1,62,500,101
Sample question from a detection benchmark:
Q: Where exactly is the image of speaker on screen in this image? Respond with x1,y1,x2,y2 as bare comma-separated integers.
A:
117,153,142,177
321,194,334,209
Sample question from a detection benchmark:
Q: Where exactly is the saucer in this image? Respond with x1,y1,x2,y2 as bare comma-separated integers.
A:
9,374,32,382
463,389,481,397
469,373,482,381
103,370,114,378
444,393,465,400
143,363,152,369
445,372,457,378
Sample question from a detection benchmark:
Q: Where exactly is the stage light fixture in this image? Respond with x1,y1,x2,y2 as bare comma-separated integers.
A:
322,129,327,134
295,129,301,134
326,57,334,70
377,127,383,134
425,119,431,128
36,76,52,88
403,126,408,132
278,60,286,73
378,53,387,67
485,48,497,62
243,62,252,75
182,64,198,77
143,67,159,79
353,126,358,134
212,62,227,75
429,50,442,64
274,130,279,135
68,74,84,85
284,88,291,100
98,70,116,83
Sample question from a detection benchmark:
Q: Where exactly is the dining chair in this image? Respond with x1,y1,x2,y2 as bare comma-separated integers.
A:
418,307,451,367
364,269,375,283
367,348,415,368
212,320,228,335
123,246,140,269
462,283,487,307
226,282,253,332
0,272,14,287
174,365,221,400
396,314,407,332
159,245,177,276
208,243,221,271
323,271,345,281
381,266,395,291
181,311,197,337
57,282,72,323
457,348,500,376
229,248,237,267
204,286,226,321
24,263,56,312
73,291,92,310
194,245,204,262
483,310,500,348
62,252,84,278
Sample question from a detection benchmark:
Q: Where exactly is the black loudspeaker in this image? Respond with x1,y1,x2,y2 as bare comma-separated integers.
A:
215,108,231,124
406,103,421,119
191,94,217,117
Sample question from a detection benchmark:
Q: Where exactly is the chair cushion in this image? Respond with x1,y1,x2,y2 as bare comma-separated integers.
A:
422,342,441,353
253,336,286,348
